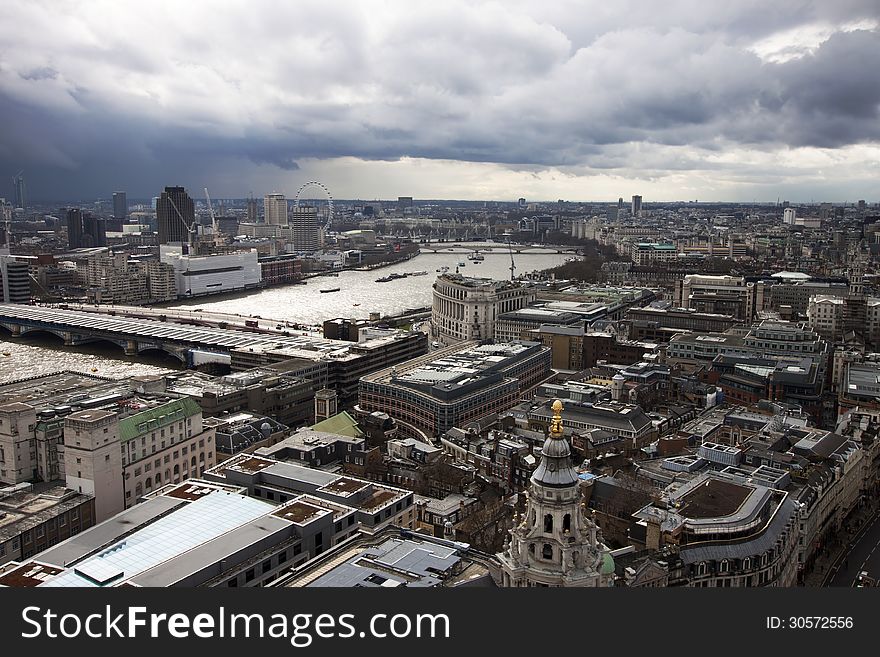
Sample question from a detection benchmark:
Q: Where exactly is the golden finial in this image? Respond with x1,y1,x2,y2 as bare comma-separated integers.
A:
549,399,564,437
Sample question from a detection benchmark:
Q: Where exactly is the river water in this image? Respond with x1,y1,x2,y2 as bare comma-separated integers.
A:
0,245,569,383
167,245,570,325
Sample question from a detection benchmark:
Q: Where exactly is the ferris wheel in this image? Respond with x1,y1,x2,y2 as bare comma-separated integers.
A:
293,181,334,231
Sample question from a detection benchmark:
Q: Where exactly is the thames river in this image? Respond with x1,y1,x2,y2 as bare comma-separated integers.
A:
167,245,570,325
0,245,569,383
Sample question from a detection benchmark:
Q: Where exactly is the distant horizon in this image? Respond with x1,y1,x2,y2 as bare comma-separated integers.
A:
14,194,878,208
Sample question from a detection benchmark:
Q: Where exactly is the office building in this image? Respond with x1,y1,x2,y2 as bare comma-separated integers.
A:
204,453,415,535
290,205,319,251
11,173,25,210
675,274,755,320
228,329,429,407
783,207,796,225
156,186,195,245
246,194,258,223
264,193,287,225
63,398,216,522
0,480,352,587
112,191,127,220
359,341,552,438
631,195,642,216
432,274,537,344
65,209,83,249
0,255,29,303
0,484,95,566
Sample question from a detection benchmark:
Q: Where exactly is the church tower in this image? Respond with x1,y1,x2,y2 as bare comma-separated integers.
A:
497,400,615,587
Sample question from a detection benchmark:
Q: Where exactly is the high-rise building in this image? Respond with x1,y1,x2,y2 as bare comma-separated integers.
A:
783,207,796,225
631,195,642,216
397,196,414,214
66,209,84,249
156,186,195,244
112,191,127,220
247,194,258,223
264,193,287,225
11,172,26,210
496,399,615,587
81,214,107,247
518,198,527,209
0,254,30,303
290,205,319,251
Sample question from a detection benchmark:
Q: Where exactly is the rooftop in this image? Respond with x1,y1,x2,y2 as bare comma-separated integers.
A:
676,478,751,519
288,533,473,588
119,398,202,442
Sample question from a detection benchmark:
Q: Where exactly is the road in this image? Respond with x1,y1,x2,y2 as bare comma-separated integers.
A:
827,508,880,586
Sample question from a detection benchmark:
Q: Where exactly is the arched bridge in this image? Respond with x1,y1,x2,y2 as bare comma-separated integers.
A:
0,304,331,366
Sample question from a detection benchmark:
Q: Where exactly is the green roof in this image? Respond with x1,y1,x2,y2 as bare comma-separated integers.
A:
310,411,364,438
119,398,203,442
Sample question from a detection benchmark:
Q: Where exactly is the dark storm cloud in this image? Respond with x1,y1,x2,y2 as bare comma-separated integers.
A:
1,0,879,199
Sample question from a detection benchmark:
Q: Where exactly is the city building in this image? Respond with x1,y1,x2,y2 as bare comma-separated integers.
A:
160,245,261,297
631,195,642,216
290,205,319,252
203,453,415,534
278,528,496,587
769,280,848,317
631,242,678,265
526,399,656,452
229,329,428,407
63,397,216,521
359,341,552,439
156,186,195,245
112,191,127,221
78,253,177,304
0,483,95,566
11,173,26,210
624,306,741,342
631,471,800,587
0,480,351,587
675,275,755,320
0,254,29,303
431,274,537,344
264,193,287,225
160,368,316,428
496,400,615,587
494,308,583,342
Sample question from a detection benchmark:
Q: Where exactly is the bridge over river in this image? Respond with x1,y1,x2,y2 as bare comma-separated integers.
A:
0,304,343,367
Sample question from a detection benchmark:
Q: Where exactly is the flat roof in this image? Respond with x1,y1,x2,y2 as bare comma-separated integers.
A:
676,478,752,519
39,490,272,587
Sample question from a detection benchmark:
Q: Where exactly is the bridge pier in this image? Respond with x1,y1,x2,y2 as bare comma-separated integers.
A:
63,331,76,346
125,340,139,356
10,324,21,337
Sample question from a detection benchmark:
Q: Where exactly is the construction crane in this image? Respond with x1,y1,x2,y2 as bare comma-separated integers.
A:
507,236,516,281
204,187,224,247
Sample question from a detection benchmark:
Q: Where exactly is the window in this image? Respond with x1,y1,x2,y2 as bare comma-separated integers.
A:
542,544,552,560
245,569,255,583
544,514,553,533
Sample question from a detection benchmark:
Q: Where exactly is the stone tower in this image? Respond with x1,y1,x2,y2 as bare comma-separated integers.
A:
496,399,615,587
314,388,338,423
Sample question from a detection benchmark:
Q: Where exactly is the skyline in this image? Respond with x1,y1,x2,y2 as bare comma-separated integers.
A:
2,1,880,203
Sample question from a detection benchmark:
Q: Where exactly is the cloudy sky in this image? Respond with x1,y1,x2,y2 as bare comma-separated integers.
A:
2,0,880,203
